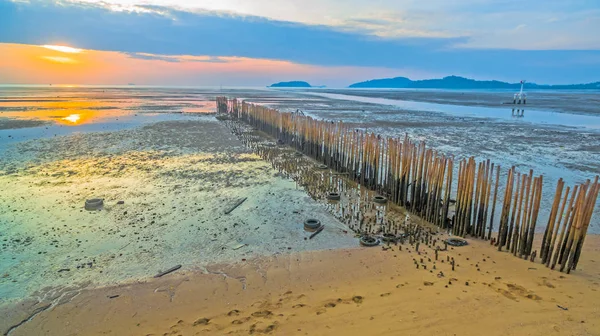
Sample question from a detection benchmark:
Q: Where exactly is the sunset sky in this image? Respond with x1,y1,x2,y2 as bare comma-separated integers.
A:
1,0,599,86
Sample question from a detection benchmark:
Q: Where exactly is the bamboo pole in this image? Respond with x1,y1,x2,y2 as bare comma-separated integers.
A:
541,179,564,263
488,165,500,240
546,186,570,267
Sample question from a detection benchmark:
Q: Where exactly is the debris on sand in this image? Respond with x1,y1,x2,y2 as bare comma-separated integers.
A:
224,197,247,214
309,225,325,239
154,265,182,278
84,198,104,211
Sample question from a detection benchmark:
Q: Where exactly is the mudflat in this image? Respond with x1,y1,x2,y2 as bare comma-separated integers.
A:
0,117,356,314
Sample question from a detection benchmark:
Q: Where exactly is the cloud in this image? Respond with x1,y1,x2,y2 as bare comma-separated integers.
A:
124,52,231,63
0,42,421,86
0,0,466,66
0,0,599,83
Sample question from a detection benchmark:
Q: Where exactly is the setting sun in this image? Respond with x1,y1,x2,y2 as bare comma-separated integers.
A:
42,45,83,53
41,56,78,64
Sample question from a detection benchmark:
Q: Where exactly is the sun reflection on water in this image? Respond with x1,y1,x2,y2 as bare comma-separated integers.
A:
63,114,81,124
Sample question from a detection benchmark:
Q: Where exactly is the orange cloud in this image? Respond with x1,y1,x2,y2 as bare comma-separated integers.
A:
0,42,413,86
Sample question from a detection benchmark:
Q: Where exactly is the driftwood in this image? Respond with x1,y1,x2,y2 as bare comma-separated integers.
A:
224,197,247,214
154,265,182,278
309,225,325,239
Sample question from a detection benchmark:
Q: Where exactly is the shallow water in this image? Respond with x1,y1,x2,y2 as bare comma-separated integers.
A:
0,87,359,304
306,92,600,130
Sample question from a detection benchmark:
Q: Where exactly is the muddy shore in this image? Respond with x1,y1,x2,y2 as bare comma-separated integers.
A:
0,117,356,310
307,89,600,116
237,89,600,235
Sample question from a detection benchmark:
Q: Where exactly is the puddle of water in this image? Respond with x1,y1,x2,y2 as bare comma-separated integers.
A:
0,113,212,150
307,92,600,130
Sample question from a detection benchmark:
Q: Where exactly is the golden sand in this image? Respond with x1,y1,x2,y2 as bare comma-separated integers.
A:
6,234,600,336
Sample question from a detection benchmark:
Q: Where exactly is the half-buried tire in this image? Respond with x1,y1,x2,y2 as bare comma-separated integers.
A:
359,236,380,247
446,237,468,247
373,195,388,204
85,198,104,211
381,233,397,243
304,219,321,231
326,192,341,200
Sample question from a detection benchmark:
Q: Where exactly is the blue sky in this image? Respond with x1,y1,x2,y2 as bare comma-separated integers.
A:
1,0,599,85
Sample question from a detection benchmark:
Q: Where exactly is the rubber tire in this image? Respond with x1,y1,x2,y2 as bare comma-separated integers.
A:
294,152,303,157
446,237,468,247
304,219,321,231
317,164,328,170
326,192,341,200
360,236,380,247
381,233,397,243
85,198,104,211
373,196,388,204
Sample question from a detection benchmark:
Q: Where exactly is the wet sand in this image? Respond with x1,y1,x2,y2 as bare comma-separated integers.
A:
4,234,600,336
0,117,356,306
0,118,49,130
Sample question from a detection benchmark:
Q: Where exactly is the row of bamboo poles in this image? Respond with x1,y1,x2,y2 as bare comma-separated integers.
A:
216,97,599,272
495,168,544,260
539,177,599,273
226,119,443,246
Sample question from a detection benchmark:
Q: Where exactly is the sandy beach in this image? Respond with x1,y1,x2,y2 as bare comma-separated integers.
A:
4,234,600,336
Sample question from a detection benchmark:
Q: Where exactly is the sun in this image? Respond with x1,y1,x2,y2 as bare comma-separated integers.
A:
41,56,79,64
42,45,83,53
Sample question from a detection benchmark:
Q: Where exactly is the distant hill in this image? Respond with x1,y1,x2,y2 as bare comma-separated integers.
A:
349,76,600,90
269,81,312,88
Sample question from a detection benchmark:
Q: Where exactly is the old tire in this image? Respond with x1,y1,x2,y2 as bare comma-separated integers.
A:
326,192,341,201
359,236,380,247
446,237,468,247
294,152,303,157
317,164,328,170
381,233,397,243
373,195,387,204
304,219,321,231
85,198,104,211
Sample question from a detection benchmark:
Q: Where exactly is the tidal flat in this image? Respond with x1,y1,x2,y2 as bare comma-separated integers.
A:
1,86,599,335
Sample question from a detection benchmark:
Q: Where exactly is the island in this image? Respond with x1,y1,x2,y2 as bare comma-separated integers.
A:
269,81,312,88
349,76,600,90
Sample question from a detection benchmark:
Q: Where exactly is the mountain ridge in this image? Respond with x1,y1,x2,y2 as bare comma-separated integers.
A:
349,76,600,89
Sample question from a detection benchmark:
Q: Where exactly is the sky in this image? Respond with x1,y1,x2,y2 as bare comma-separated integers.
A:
0,0,599,86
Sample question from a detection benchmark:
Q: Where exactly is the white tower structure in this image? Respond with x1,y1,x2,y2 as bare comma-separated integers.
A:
514,80,527,104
